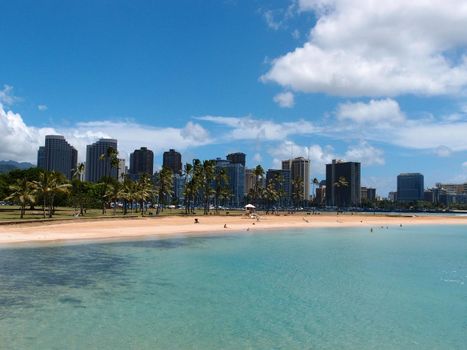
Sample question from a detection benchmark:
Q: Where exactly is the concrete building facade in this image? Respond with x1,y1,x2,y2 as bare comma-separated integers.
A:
163,149,182,175
85,139,118,182
325,160,361,207
397,173,424,202
37,135,77,180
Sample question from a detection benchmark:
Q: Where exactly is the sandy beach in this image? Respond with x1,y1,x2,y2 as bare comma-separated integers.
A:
0,213,465,245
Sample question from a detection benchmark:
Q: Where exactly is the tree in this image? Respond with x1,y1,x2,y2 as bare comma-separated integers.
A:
72,163,86,215
292,177,304,209
99,147,119,214
5,178,35,219
136,174,154,215
214,168,229,213
32,171,70,218
201,160,215,215
106,181,121,216
182,163,193,214
253,165,264,207
157,167,173,214
264,180,279,214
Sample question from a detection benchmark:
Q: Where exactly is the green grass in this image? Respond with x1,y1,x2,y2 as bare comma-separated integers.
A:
0,206,245,223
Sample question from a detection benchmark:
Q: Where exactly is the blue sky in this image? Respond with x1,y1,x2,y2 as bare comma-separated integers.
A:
1,0,466,196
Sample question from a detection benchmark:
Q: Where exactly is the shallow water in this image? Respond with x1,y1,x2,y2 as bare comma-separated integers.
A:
0,225,466,349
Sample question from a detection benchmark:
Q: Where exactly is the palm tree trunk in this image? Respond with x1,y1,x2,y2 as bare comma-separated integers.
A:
42,197,46,218
20,205,25,219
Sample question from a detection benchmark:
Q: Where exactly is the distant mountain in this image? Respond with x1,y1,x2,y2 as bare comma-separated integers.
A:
0,160,35,173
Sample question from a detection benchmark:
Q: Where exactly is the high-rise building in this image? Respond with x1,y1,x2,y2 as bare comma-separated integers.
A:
214,158,245,207
397,173,424,202
361,187,376,201
85,139,118,182
325,160,361,207
118,159,127,182
266,169,291,206
244,168,256,195
282,157,310,200
37,135,77,180
226,152,246,167
37,146,46,169
130,147,154,176
163,149,182,174
172,174,186,204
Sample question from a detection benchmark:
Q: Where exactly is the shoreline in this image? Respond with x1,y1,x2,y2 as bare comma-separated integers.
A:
0,213,465,246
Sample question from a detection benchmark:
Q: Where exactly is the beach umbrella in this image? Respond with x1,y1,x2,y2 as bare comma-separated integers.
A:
244,204,255,209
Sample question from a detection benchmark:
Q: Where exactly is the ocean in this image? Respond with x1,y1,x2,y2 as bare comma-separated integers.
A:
0,225,466,349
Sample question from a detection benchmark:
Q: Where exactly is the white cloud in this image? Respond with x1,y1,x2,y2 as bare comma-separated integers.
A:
463,161,467,168
0,104,211,164
329,99,467,154
198,115,317,141
273,91,295,108
37,104,48,111
344,141,385,165
263,0,467,97
268,139,383,175
337,98,405,125
0,85,19,106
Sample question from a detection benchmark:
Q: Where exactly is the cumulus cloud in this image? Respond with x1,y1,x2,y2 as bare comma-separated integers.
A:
198,115,317,141
463,161,467,168
0,104,55,162
37,104,48,111
273,91,295,108
0,104,211,163
344,141,385,165
262,0,467,97
268,139,383,175
337,98,405,125
329,99,467,154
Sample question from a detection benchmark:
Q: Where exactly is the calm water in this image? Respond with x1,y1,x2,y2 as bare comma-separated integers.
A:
0,225,466,349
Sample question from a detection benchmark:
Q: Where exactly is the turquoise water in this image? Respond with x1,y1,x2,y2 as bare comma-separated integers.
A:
0,225,466,349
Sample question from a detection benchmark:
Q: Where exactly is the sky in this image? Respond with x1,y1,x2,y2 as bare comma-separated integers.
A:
1,0,467,196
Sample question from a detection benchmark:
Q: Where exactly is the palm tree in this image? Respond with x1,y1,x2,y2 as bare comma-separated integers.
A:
119,175,136,214
47,172,71,218
214,168,229,213
201,160,215,215
333,176,349,209
292,177,304,210
157,167,173,214
72,163,86,215
106,181,121,216
33,171,70,218
264,180,279,214
6,178,35,219
253,165,264,207
134,174,154,216
99,147,119,214
182,163,193,214
32,171,53,218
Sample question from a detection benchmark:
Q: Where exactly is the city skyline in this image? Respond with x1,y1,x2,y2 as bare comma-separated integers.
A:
1,1,467,197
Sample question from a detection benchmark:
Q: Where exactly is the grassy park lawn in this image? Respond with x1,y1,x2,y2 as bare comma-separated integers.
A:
0,205,245,222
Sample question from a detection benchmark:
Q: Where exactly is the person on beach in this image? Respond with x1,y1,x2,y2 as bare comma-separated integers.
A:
194,218,199,224
224,224,227,229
